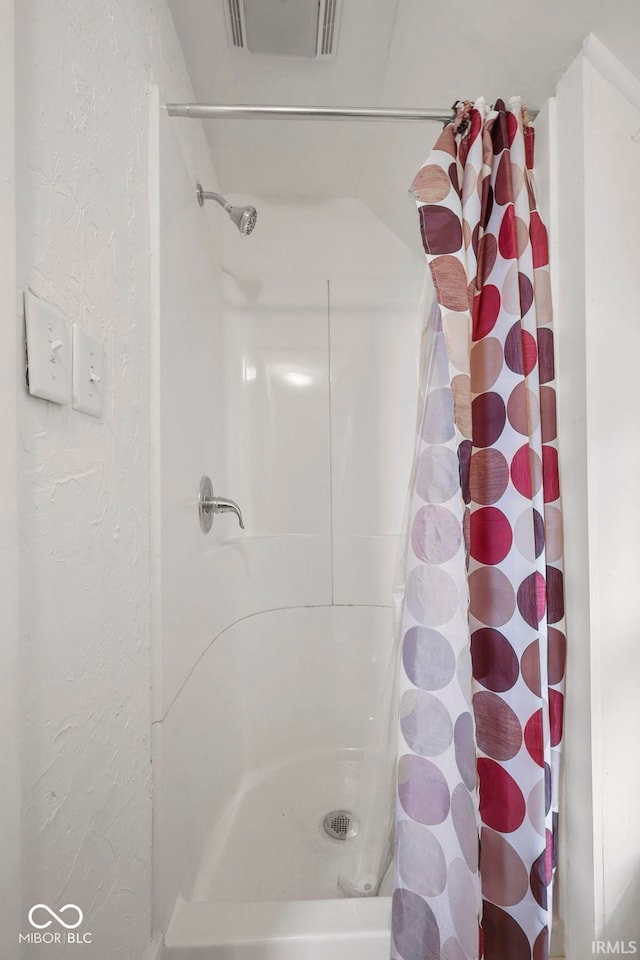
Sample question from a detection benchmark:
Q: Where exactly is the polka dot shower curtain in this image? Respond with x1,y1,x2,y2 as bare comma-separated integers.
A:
393,98,566,960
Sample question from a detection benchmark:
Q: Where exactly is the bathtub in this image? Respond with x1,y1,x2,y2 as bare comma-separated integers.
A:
159,604,394,960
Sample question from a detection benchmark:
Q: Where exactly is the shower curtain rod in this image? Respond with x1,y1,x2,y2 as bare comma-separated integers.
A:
165,103,539,123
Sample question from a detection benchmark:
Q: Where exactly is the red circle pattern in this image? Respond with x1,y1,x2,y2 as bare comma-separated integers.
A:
399,100,566,960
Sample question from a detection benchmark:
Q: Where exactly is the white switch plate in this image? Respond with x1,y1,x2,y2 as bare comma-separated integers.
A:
72,326,105,418
24,288,71,404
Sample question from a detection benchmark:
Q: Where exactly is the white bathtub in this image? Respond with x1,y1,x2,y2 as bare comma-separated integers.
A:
159,604,394,959
164,896,392,959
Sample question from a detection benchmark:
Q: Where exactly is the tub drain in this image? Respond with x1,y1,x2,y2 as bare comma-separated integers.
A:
323,810,358,841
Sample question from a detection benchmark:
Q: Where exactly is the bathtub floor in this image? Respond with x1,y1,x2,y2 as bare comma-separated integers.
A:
191,748,381,902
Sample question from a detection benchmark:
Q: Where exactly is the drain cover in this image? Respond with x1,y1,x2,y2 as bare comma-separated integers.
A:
323,810,358,841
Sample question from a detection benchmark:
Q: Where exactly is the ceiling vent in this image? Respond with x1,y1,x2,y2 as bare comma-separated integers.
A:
223,0,342,60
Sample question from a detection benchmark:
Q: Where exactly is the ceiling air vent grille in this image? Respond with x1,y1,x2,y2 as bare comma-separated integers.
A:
320,0,339,57
226,0,245,48
223,0,341,60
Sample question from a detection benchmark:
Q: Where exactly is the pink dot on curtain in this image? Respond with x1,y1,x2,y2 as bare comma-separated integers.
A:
521,639,542,696
548,627,567,685
469,567,516,627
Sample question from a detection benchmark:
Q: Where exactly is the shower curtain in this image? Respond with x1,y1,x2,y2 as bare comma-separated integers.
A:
391,98,566,960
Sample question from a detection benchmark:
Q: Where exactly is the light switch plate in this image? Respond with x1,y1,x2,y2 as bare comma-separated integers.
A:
24,288,71,404
72,326,105,418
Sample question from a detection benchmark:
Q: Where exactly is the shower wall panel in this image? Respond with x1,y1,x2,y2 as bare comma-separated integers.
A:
330,277,423,606
222,272,333,606
220,197,425,610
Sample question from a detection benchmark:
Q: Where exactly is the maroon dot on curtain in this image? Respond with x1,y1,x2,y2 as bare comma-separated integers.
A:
481,180,494,231
458,440,472,504
505,323,537,375
545,565,564,623
449,162,462,198
529,848,549,909
419,205,463,255
472,392,506,447
537,327,555,383
532,509,545,557
517,571,546,628
481,900,531,960
490,106,511,155
518,271,534,316
471,627,519,692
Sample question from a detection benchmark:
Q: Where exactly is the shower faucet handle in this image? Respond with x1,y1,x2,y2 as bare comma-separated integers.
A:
198,475,245,533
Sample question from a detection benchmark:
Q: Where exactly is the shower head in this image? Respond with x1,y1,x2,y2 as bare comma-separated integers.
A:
196,184,257,235
228,203,258,236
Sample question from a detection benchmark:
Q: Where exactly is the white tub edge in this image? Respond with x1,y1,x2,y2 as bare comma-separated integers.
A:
164,895,392,959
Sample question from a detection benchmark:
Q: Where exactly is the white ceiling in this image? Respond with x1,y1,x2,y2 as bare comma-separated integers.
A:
168,0,640,250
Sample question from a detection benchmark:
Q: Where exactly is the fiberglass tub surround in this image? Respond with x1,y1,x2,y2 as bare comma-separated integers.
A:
157,194,425,957
183,606,392,905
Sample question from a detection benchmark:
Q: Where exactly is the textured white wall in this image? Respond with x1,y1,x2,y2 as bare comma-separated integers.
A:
14,2,219,957
553,37,640,957
0,1,20,958
580,46,640,945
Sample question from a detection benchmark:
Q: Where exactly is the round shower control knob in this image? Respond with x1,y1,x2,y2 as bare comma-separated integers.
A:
199,475,214,534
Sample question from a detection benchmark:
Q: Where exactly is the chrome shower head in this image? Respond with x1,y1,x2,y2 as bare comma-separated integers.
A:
196,184,258,235
229,204,258,236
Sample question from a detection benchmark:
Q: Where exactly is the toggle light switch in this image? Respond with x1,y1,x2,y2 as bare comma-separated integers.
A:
24,288,71,404
72,326,105,418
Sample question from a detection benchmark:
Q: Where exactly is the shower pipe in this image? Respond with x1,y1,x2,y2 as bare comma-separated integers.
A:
165,103,539,123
